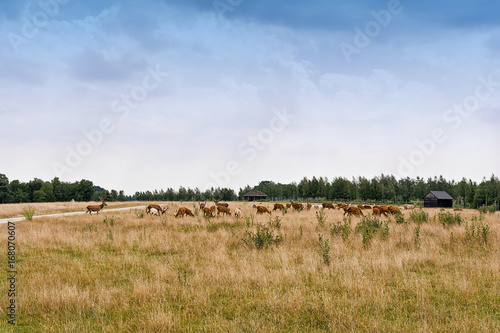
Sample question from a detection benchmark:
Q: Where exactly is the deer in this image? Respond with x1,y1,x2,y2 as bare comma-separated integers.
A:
212,196,228,208
217,205,231,216
146,204,168,216
202,207,214,218
322,202,335,209
175,207,194,218
273,203,285,211
343,206,364,217
253,204,271,214
388,206,402,215
86,197,107,214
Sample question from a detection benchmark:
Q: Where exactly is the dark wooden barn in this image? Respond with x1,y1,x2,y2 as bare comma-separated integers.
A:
423,191,453,208
243,190,267,202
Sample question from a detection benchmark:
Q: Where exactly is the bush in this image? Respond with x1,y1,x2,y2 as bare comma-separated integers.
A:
135,209,146,219
331,216,352,242
466,217,491,245
438,211,463,227
478,205,496,214
192,203,200,216
409,209,429,224
355,215,383,248
318,234,330,266
394,213,406,224
268,216,283,229
245,214,255,227
22,206,35,221
242,223,284,249
315,209,327,226
103,215,115,227
414,225,421,250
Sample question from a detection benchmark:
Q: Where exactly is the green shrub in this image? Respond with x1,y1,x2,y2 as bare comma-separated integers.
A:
478,205,496,214
465,219,491,245
355,215,383,248
103,215,115,227
22,206,35,221
192,203,200,216
409,209,429,224
242,223,284,249
414,225,421,250
135,209,146,219
315,209,327,226
438,211,463,227
318,234,330,266
394,213,406,224
269,216,283,229
245,214,255,227
331,216,352,242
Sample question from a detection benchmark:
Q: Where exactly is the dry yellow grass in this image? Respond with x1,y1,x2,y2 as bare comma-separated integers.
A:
0,201,167,219
0,202,499,332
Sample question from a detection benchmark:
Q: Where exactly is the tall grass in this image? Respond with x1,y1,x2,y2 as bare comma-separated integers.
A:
409,209,429,224
0,205,498,332
21,205,35,220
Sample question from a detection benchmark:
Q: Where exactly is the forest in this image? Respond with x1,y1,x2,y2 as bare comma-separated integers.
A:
0,173,498,210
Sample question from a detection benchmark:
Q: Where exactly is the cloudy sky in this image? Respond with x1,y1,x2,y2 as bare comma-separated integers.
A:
1,0,499,194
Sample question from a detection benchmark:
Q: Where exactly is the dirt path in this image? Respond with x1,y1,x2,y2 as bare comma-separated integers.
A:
0,206,147,224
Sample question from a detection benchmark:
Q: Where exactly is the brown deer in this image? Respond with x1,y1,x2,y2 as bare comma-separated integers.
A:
202,207,214,218
290,201,303,211
273,203,285,211
175,207,194,218
86,197,107,214
217,205,231,216
388,206,402,215
253,205,271,215
146,204,168,216
322,202,335,209
343,206,364,217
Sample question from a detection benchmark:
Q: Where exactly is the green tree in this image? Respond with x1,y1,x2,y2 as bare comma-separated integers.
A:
76,179,94,201
0,174,10,203
27,178,44,201
51,177,63,201
33,182,55,202
118,190,126,201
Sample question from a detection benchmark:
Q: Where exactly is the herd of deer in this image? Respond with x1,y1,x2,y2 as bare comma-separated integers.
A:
85,197,414,219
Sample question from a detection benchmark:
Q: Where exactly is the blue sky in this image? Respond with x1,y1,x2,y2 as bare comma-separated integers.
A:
1,0,499,194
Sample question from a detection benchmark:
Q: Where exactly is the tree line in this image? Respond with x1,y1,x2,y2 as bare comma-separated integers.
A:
0,173,498,209
246,174,499,209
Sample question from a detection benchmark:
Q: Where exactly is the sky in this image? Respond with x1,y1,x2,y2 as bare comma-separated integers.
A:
0,0,499,194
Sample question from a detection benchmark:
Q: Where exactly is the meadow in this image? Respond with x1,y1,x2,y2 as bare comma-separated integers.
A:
0,201,499,332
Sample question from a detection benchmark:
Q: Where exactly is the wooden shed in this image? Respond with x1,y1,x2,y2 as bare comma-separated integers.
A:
243,190,267,202
423,191,453,208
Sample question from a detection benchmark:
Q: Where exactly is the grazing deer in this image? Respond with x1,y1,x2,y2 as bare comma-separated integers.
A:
290,201,303,211
175,207,194,218
343,206,364,217
217,205,231,216
86,197,107,214
273,203,285,211
203,207,214,218
253,204,271,215
147,204,168,216
322,203,335,209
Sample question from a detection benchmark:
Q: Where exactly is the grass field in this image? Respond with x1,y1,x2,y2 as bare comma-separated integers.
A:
0,201,155,219
1,201,499,332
